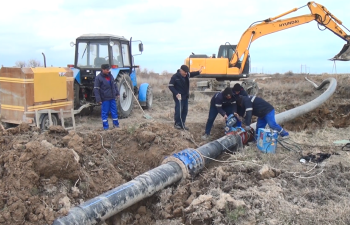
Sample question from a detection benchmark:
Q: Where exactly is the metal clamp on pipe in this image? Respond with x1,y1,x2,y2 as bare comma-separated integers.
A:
162,148,204,179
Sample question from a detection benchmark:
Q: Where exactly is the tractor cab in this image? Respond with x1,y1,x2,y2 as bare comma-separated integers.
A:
74,34,132,70
69,33,150,118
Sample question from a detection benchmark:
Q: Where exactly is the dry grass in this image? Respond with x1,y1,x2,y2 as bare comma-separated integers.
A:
137,69,172,94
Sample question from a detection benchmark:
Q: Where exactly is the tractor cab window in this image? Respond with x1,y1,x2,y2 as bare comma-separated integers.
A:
77,42,109,68
121,44,130,67
112,43,123,67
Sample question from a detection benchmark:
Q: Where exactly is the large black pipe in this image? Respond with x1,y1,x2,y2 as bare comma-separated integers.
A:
53,161,183,225
197,134,243,163
53,134,241,225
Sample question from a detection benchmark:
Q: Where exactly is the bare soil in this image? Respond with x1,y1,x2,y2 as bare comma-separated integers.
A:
1,74,350,225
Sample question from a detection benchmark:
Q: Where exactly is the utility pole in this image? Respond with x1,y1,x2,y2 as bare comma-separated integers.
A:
301,64,307,74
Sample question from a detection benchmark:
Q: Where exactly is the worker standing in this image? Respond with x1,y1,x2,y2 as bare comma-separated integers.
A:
168,65,203,130
201,87,237,140
94,64,120,130
236,95,289,138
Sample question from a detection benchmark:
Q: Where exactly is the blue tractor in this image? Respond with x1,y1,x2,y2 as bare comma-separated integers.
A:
69,34,152,117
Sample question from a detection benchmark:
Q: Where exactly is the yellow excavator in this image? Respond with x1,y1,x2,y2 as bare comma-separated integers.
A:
185,1,350,95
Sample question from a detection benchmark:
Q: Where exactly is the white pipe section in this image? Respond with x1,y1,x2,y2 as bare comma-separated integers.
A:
251,78,337,130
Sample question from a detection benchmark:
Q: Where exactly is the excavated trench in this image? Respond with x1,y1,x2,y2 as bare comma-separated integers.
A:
1,74,350,225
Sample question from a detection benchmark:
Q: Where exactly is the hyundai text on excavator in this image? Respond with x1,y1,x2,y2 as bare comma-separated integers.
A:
185,1,350,95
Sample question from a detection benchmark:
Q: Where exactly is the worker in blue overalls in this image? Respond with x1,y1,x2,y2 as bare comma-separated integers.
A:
237,95,289,138
94,64,120,130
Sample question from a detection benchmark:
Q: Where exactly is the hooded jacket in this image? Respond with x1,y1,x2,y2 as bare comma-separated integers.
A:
94,72,120,103
168,69,200,99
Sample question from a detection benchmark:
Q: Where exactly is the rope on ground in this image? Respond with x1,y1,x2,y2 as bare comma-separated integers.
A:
99,133,116,161
277,138,302,153
201,151,324,179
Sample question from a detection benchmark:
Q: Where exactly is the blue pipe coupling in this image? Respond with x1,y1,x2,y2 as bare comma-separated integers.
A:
162,148,205,179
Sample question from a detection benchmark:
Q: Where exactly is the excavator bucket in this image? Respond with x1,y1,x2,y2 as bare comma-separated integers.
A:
330,43,350,61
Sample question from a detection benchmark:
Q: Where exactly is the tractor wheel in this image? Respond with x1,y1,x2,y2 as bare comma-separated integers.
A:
74,82,80,110
116,73,134,118
142,85,153,110
40,114,58,130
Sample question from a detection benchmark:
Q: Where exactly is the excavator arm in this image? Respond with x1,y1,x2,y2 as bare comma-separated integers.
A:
230,1,350,68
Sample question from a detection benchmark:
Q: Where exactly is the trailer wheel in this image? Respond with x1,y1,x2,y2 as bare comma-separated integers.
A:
40,114,58,130
116,73,134,118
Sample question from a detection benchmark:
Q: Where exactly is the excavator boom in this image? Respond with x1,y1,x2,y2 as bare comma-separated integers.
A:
185,2,349,96
231,1,350,67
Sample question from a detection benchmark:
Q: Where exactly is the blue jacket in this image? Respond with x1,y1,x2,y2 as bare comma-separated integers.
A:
94,72,120,103
240,96,274,126
168,69,200,99
210,91,237,116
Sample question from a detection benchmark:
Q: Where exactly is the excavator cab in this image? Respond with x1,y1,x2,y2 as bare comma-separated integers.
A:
217,45,250,75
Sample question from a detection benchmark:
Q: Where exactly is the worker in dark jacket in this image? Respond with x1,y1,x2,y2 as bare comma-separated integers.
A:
232,83,248,97
168,65,203,130
233,83,248,118
202,87,237,140
237,95,289,138
94,64,120,130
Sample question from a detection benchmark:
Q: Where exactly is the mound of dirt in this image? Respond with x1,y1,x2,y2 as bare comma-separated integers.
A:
0,121,199,224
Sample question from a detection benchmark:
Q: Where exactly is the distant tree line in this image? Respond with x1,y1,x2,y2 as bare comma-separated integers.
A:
15,59,41,68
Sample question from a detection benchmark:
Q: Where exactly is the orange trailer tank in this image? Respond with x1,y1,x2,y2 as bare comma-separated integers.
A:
0,67,74,126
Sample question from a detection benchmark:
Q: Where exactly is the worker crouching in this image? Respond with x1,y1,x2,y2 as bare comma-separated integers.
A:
202,87,239,140
236,95,289,139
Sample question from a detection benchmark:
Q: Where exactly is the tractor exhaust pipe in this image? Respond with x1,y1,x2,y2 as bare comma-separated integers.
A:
42,52,47,67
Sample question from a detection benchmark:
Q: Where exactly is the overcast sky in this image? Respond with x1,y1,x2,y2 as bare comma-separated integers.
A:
1,0,350,74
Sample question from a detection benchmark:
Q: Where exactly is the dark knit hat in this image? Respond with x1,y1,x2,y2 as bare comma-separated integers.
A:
180,65,189,73
101,64,110,70
233,83,242,92
223,87,233,97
